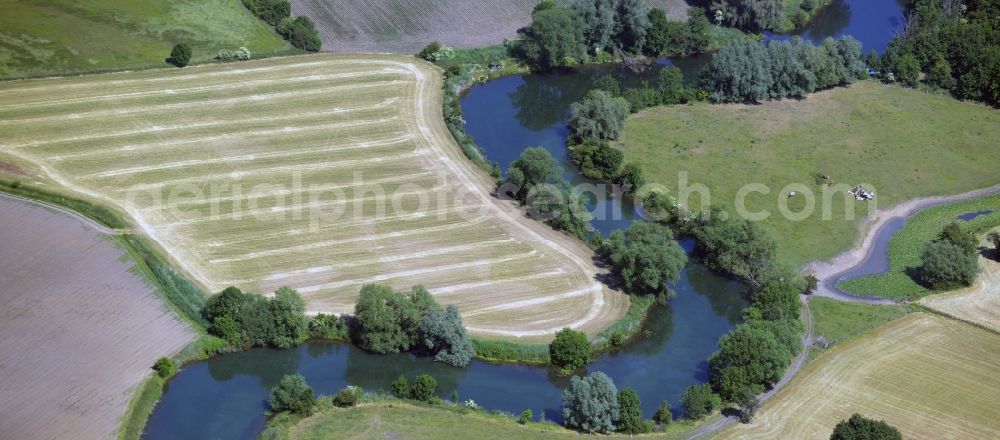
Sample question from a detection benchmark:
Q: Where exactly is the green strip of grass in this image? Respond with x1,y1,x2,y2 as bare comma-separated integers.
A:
838,193,1000,300
118,375,165,440
266,395,700,439
0,178,127,229
472,338,550,364
0,0,293,80
806,297,910,363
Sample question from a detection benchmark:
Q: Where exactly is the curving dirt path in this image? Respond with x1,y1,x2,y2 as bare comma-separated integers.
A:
805,183,1000,304
686,295,815,439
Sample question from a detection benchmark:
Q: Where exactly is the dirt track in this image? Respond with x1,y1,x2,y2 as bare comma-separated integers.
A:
0,195,195,440
806,183,1000,303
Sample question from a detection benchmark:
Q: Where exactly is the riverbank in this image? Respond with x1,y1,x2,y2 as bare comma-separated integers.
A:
835,193,1000,300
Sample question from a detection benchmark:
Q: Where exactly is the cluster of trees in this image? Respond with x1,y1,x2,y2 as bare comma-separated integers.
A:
705,36,866,103
645,7,711,57
204,286,308,349
830,414,902,440
708,276,804,419
503,147,592,238
598,222,688,299
920,222,981,290
391,374,439,402
353,284,475,367
561,372,654,433
568,89,631,141
517,0,654,69
684,207,778,289
876,0,1000,106
710,0,784,31
242,0,321,51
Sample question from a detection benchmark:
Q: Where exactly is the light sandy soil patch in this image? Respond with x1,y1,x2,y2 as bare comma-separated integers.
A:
920,232,1000,332
291,0,688,53
0,195,195,440
715,313,1000,440
0,54,627,341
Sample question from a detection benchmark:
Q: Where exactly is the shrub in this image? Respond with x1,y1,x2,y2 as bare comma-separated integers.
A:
153,357,175,378
421,304,475,367
616,388,644,434
277,16,321,52
735,387,760,423
204,286,308,349
562,372,619,433
243,0,291,26
599,222,687,298
417,41,454,62
549,327,591,371
409,374,437,401
709,321,792,401
568,90,631,141
169,43,192,67
920,240,979,290
568,137,624,180
988,231,1000,254
354,284,439,354
309,313,349,341
216,47,251,62
518,409,533,424
332,385,362,407
830,414,902,440
680,383,721,420
391,375,408,398
268,374,314,415
653,401,672,425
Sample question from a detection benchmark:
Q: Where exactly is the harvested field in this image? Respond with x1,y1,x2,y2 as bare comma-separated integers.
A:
0,53,627,340
921,231,1000,332
715,313,1000,440
291,0,689,53
0,195,195,440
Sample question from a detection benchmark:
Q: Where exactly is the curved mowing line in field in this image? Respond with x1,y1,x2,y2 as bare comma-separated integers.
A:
0,80,406,126
84,135,415,179
162,168,430,210
42,100,401,157
431,270,568,295
0,59,397,95
220,239,519,286
116,142,418,190
206,216,491,264
296,251,540,293
0,70,409,111
8,108,399,152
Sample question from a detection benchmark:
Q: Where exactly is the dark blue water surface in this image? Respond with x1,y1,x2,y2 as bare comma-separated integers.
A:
957,210,994,221
144,245,748,440
765,0,906,53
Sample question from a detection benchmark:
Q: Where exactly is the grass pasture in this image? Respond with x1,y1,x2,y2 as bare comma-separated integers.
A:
616,81,1000,267
839,194,1000,300
0,53,626,341
0,0,291,80
291,0,688,53
716,313,1000,440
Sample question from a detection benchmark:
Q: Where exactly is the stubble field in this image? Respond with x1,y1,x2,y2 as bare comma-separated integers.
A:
716,313,1000,440
0,53,626,340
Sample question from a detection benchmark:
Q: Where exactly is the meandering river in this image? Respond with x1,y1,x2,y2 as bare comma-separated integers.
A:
141,2,906,438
